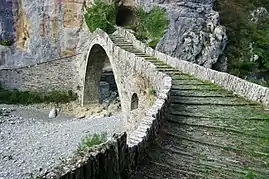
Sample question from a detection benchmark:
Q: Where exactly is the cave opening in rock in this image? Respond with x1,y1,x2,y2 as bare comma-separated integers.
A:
116,6,136,27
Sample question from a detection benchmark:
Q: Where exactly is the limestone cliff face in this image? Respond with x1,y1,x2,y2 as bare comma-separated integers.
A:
0,0,227,71
137,0,228,71
0,0,90,67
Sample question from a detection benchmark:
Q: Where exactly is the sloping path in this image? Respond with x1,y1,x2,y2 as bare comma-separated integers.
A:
110,34,269,178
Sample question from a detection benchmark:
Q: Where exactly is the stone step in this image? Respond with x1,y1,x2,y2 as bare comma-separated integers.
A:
172,80,206,85
125,49,143,53
167,115,269,139
171,84,222,90
162,129,269,166
139,145,249,178
170,96,255,106
134,53,148,56
170,89,234,97
157,69,178,73
154,65,172,69
171,75,197,80
116,44,133,47
168,105,269,120
131,159,205,179
152,139,269,178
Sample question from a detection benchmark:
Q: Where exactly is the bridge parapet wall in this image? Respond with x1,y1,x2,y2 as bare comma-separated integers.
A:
115,27,269,108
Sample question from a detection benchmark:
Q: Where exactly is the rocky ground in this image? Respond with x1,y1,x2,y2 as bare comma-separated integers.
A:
0,102,125,179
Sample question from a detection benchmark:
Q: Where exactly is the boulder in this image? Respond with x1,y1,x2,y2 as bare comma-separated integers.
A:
49,108,57,118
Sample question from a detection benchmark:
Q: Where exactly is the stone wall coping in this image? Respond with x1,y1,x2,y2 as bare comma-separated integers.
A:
116,27,269,108
0,53,81,70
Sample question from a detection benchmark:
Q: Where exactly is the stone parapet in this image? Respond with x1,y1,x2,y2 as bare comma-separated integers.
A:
116,27,269,108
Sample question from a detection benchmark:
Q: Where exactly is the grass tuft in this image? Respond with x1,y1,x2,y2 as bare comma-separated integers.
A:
76,132,108,155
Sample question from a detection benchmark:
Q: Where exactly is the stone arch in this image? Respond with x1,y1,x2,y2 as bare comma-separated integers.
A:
131,93,139,110
116,6,136,27
82,44,118,105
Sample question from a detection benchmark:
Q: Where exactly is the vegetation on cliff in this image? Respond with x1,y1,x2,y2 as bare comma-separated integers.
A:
131,6,169,48
84,0,169,48
214,0,269,86
0,39,13,46
84,0,117,34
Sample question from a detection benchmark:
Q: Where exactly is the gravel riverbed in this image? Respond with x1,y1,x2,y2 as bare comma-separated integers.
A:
0,104,125,179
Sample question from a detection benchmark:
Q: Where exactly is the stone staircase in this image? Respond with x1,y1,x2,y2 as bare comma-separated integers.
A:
110,34,269,178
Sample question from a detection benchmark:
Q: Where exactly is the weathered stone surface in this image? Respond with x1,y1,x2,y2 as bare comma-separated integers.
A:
49,108,58,118
137,0,228,71
0,0,88,67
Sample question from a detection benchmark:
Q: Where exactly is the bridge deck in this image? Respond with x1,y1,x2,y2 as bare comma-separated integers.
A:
110,34,269,178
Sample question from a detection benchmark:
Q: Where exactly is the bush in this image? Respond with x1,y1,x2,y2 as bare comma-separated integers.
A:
133,6,169,48
84,0,168,48
76,132,107,155
0,89,78,105
214,0,269,81
0,39,13,46
84,0,116,34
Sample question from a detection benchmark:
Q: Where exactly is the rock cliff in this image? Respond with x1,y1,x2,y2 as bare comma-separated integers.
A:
0,0,227,71
137,0,228,71
0,0,90,67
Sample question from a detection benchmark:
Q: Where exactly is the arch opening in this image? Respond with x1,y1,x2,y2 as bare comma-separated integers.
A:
116,6,136,27
131,93,139,110
83,44,120,108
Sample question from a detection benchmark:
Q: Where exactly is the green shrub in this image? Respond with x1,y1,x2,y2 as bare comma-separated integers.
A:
0,39,13,46
84,0,168,47
76,132,107,155
84,0,116,34
0,89,77,105
133,6,169,48
147,87,156,106
214,0,269,81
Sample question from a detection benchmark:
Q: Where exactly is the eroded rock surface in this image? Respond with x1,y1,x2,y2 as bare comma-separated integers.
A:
0,0,90,67
137,0,228,71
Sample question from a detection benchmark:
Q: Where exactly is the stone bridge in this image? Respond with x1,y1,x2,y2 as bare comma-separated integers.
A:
1,28,269,178
0,28,170,122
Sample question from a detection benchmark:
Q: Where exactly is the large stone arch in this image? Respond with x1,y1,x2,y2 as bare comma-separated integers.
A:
79,29,152,121
80,31,128,120
82,44,111,104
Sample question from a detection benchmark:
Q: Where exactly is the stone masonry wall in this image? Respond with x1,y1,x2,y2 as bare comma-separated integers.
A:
0,54,79,91
116,27,269,109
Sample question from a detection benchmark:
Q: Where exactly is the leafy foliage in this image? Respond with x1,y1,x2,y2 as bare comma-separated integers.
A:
0,39,13,46
84,0,168,48
84,0,116,34
0,88,77,105
76,133,107,155
214,0,269,81
133,6,169,48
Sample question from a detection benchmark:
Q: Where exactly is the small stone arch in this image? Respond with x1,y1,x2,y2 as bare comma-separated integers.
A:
116,6,136,27
131,93,139,110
